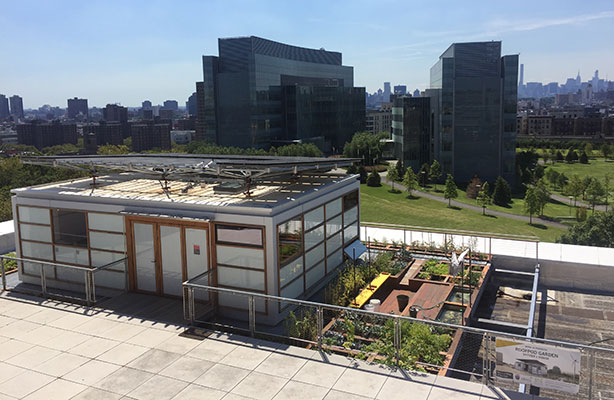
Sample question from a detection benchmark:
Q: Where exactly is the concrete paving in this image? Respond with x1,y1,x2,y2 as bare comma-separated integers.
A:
0,291,542,400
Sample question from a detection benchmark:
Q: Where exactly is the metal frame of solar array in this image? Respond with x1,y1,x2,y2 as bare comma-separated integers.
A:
21,154,359,193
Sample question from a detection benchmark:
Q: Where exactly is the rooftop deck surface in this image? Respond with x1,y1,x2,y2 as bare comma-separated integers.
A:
0,291,541,400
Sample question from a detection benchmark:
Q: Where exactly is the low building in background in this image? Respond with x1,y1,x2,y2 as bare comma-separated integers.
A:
366,109,392,135
67,97,88,119
131,123,171,151
16,120,77,149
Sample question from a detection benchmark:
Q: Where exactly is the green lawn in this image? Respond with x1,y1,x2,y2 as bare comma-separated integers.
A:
360,184,567,243
544,158,614,183
417,185,575,221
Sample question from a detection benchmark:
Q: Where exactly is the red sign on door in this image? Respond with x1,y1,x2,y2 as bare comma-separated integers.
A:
193,245,200,255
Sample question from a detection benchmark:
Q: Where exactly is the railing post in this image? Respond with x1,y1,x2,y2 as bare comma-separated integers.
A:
40,263,47,296
316,306,323,350
588,348,594,400
1,257,6,291
483,332,490,385
124,261,129,293
189,287,195,324
84,270,91,306
394,317,401,367
248,295,256,337
90,270,96,304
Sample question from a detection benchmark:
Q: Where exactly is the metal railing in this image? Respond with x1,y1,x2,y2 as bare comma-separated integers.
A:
1,254,127,305
182,275,614,399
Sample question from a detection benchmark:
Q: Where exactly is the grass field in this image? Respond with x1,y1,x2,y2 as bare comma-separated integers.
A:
544,158,614,183
360,184,568,242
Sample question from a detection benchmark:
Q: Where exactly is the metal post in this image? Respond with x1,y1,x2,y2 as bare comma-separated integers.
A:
90,270,96,304
248,295,256,337
403,230,406,247
124,262,129,293
189,287,195,324
84,270,91,306
394,317,401,367
1,258,6,291
482,332,488,385
489,237,492,259
444,233,447,254
40,263,47,296
316,306,323,350
588,349,594,400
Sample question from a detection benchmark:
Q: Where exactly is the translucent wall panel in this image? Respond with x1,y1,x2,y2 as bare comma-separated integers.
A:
56,268,86,284
20,224,52,242
216,225,262,247
280,275,303,298
306,261,325,289
326,231,342,255
18,207,50,224
305,242,325,269
54,246,89,266
185,228,208,280
89,232,126,252
325,198,342,218
304,225,324,250
88,213,124,233
343,206,358,227
326,214,342,237
216,245,264,270
304,206,324,231
134,223,156,293
90,250,126,269
217,266,265,292
280,257,303,287
160,226,183,296
344,222,358,244
327,248,344,272
21,241,53,260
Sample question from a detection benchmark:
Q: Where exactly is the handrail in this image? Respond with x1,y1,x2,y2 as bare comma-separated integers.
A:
92,256,128,271
182,278,614,355
0,254,94,272
362,222,540,242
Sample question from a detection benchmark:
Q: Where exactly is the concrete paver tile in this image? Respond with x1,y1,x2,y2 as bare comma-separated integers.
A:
39,330,90,352
428,386,482,400
158,356,215,382
126,349,180,374
127,375,188,400
219,346,272,370
272,380,328,400
376,375,432,400
97,343,149,366
323,390,372,400
0,370,56,399
293,361,347,388
332,367,388,398
33,352,89,377
70,387,122,400
125,328,175,348
17,325,65,346
47,313,92,330
100,323,146,342
0,319,40,339
6,345,61,368
193,363,250,392
170,384,226,400
0,339,34,362
0,363,27,384
72,318,121,336
154,334,201,355
23,378,87,400
63,359,122,386
187,338,237,362
255,352,308,379
231,371,288,400
94,367,154,396
68,336,119,358
23,308,66,325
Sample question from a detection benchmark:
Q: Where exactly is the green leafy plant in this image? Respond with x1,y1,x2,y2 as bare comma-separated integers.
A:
418,260,449,279
285,310,318,342
1,252,17,272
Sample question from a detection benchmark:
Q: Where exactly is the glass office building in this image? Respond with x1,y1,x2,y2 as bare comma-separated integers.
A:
200,36,365,153
392,96,432,172
430,42,518,184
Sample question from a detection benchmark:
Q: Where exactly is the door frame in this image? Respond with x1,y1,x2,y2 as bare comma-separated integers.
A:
126,215,211,297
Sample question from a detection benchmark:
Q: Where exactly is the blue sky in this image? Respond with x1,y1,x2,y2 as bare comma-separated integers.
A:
2,0,613,108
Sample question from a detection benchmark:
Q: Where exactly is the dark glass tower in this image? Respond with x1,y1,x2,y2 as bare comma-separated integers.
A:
199,36,365,152
392,96,432,172
430,41,518,184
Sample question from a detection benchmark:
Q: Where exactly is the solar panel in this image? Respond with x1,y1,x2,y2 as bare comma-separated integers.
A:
21,153,359,183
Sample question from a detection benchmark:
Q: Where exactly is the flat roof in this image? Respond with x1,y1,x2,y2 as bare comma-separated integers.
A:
12,172,357,212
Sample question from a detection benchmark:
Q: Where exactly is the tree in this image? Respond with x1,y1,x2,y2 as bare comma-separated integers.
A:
476,182,491,215
524,187,540,224
346,164,357,175
585,179,605,212
366,170,381,187
429,160,442,190
358,165,368,184
579,152,589,164
604,174,612,212
534,164,545,181
602,143,612,160
443,174,458,207
342,132,387,166
418,163,430,187
492,176,512,206
535,179,551,216
555,150,564,162
545,168,560,188
387,163,400,192
559,210,614,247
576,206,588,222
557,173,569,191
563,175,583,206
581,176,593,199
395,159,405,183
402,167,418,197
565,149,576,163
465,175,482,199
584,142,593,156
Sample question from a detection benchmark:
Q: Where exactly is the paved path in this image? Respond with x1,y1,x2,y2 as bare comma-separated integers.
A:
550,193,608,212
0,291,539,400
380,174,568,229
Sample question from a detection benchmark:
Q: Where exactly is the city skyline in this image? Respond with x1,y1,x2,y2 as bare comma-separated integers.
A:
2,0,613,108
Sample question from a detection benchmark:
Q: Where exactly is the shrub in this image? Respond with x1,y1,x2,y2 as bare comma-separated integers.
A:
366,170,381,187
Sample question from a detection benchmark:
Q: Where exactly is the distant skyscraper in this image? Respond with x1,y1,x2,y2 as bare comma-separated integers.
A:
519,63,524,86
0,95,9,119
9,95,24,119
131,123,171,152
392,96,431,171
199,36,365,152
142,100,152,110
16,120,77,149
383,82,391,102
194,82,206,142
412,89,420,97
103,104,128,123
67,97,88,119
163,100,178,111
393,85,407,95
430,41,518,183
186,92,197,116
